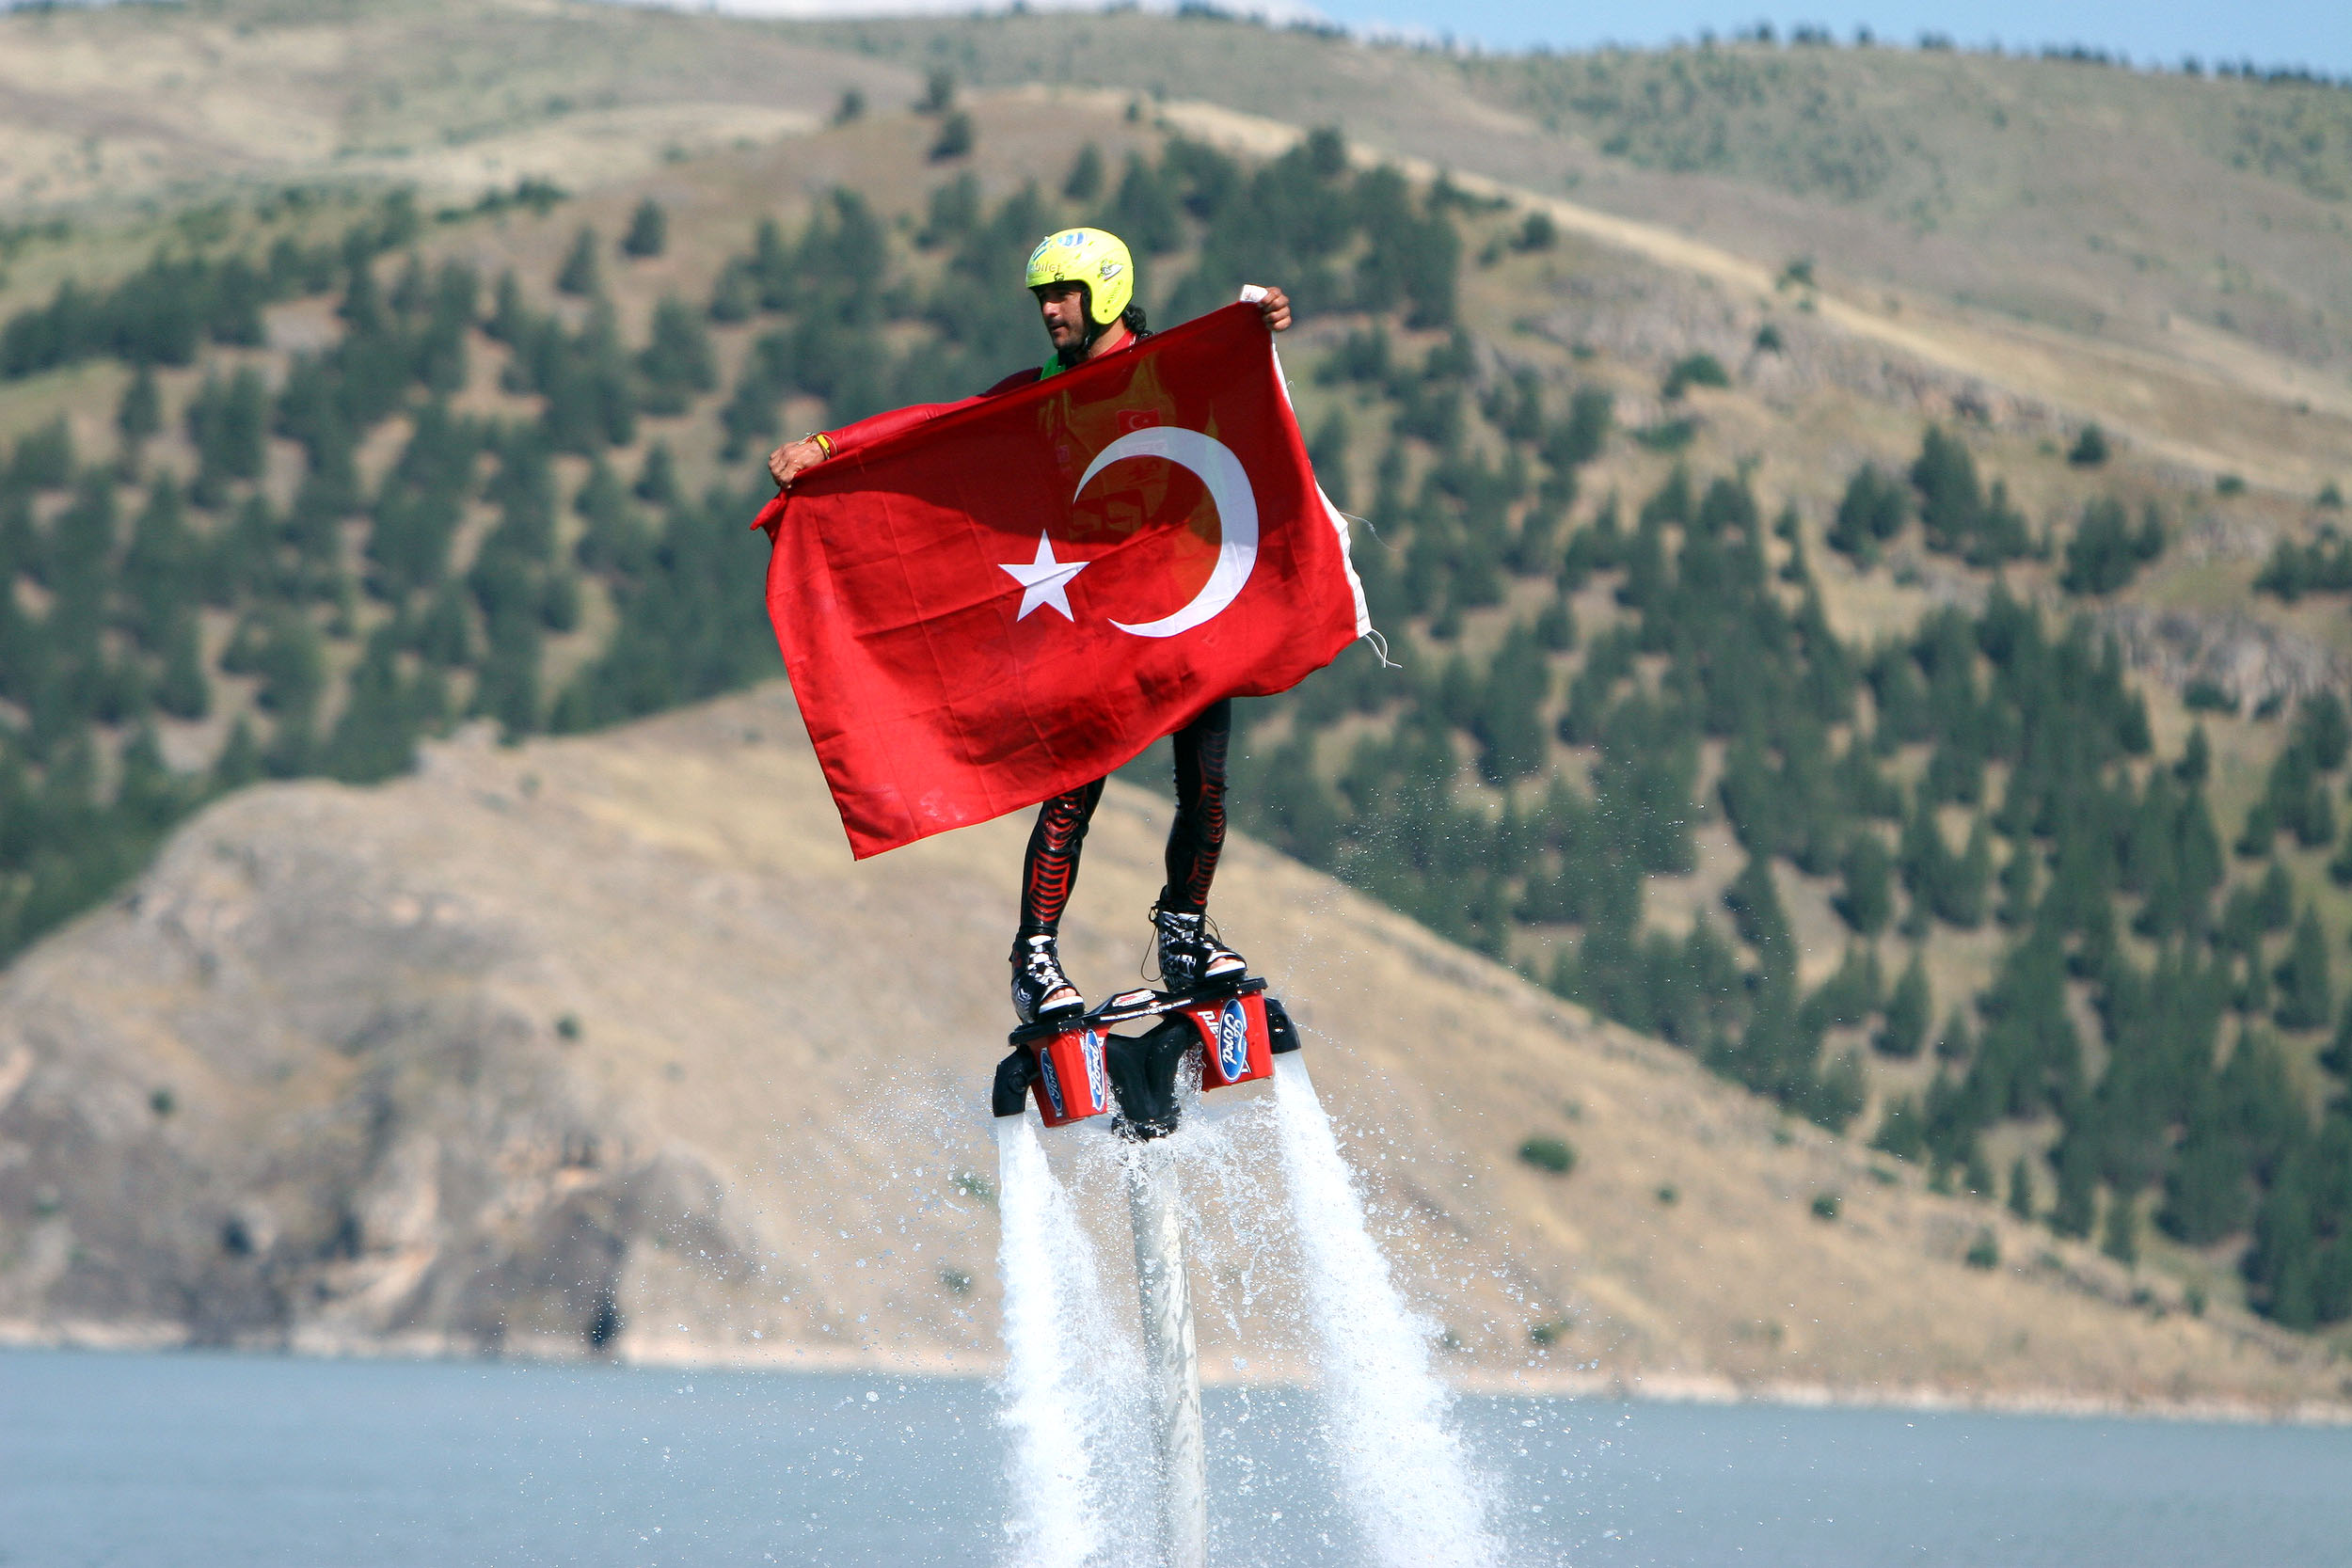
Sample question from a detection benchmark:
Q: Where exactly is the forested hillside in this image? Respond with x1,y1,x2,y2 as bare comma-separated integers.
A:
0,61,2347,1337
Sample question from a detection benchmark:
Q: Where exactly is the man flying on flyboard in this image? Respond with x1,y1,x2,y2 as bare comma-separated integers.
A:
768,228,1294,1028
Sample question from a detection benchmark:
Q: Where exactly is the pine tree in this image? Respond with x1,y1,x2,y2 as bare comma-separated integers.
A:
2161,1117,2252,1243
1062,143,1104,201
1963,1141,1995,1200
117,364,161,462
2176,723,2211,785
1997,837,2037,925
2328,1000,2352,1079
6,417,73,492
929,110,975,163
153,610,209,721
1724,855,1793,973
2050,1143,2098,1237
1473,624,1549,784
121,479,199,642
1872,1094,1928,1161
2007,1155,2035,1219
1110,151,1182,254
1910,424,1983,555
637,295,717,415
1308,408,1352,514
556,228,601,297
1875,949,1931,1056
2060,495,2157,594
634,440,679,507
323,628,421,784
2101,1187,2140,1265
2296,691,2349,771
210,716,261,793
1938,815,1993,927
620,198,666,259
1826,463,1906,562
1934,1006,1976,1063
2273,905,2333,1030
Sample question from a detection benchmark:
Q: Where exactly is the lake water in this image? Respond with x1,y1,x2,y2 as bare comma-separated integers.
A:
5,1348,2348,1567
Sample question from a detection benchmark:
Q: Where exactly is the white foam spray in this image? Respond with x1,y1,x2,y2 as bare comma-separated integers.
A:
1270,1053,1506,1568
993,1116,1154,1568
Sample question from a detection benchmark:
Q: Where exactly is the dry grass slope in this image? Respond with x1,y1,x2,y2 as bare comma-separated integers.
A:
0,688,2340,1413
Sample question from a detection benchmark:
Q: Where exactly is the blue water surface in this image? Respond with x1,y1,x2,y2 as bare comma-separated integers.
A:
2,1348,2347,1567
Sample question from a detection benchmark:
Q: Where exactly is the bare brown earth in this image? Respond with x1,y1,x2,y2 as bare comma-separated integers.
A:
0,686,2340,1414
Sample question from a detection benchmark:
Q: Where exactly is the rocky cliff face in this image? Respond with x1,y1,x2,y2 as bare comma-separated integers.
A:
0,688,2339,1410
0,729,778,1359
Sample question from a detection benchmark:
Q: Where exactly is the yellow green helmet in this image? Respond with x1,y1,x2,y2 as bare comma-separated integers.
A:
1025,227,1133,326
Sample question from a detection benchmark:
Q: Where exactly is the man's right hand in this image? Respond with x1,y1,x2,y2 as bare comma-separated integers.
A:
768,437,829,490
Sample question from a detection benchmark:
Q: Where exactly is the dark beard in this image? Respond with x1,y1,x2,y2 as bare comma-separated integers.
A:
1055,334,1089,369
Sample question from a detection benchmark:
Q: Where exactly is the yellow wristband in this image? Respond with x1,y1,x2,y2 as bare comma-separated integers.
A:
806,432,834,458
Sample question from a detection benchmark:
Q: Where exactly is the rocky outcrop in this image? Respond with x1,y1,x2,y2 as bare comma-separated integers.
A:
0,794,755,1357
2098,604,2350,713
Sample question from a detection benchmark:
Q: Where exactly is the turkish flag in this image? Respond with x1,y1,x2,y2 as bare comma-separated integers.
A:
757,303,1369,859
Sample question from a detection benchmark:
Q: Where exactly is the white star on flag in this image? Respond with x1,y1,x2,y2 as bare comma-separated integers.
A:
998,531,1089,621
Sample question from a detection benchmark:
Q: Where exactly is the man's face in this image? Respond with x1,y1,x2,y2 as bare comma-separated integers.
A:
1035,282,1090,353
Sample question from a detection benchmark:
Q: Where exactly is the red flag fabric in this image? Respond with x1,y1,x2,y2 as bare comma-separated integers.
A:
758,303,1369,859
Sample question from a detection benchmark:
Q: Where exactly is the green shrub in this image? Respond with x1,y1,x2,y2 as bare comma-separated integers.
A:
1518,1134,1577,1175
1810,1191,1841,1220
1964,1228,1999,1269
951,1171,996,1205
2183,680,2238,715
930,112,975,163
1632,417,1696,451
1662,353,1730,399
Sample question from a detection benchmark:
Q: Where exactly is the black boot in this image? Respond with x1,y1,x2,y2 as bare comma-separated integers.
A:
1009,930,1084,1024
1152,905,1246,993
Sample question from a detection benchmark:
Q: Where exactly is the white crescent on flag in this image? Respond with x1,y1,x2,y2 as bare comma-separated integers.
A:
1072,427,1260,639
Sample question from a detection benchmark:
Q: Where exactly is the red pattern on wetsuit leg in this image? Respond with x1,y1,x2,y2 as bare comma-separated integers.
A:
1161,701,1232,914
1019,778,1106,932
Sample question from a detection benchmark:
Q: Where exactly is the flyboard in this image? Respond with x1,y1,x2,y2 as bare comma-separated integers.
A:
993,974,1302,1568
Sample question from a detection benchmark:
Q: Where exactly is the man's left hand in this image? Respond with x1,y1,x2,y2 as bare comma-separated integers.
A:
1257,286,1292,333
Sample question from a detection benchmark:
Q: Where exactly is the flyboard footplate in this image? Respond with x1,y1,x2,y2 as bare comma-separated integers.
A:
999,976,1295,1128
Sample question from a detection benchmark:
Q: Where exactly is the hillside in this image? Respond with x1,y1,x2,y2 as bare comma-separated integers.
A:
0,685,2338,1414
0,0,2348,1361
818,15,2352,380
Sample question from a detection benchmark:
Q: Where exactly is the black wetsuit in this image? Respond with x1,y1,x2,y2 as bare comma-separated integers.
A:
1017,700,1232,937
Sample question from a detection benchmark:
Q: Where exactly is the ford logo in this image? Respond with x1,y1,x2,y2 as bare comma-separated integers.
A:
1216,1000,1249,1081
1082,1029,1108,1112
1038,1048,1065,1117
